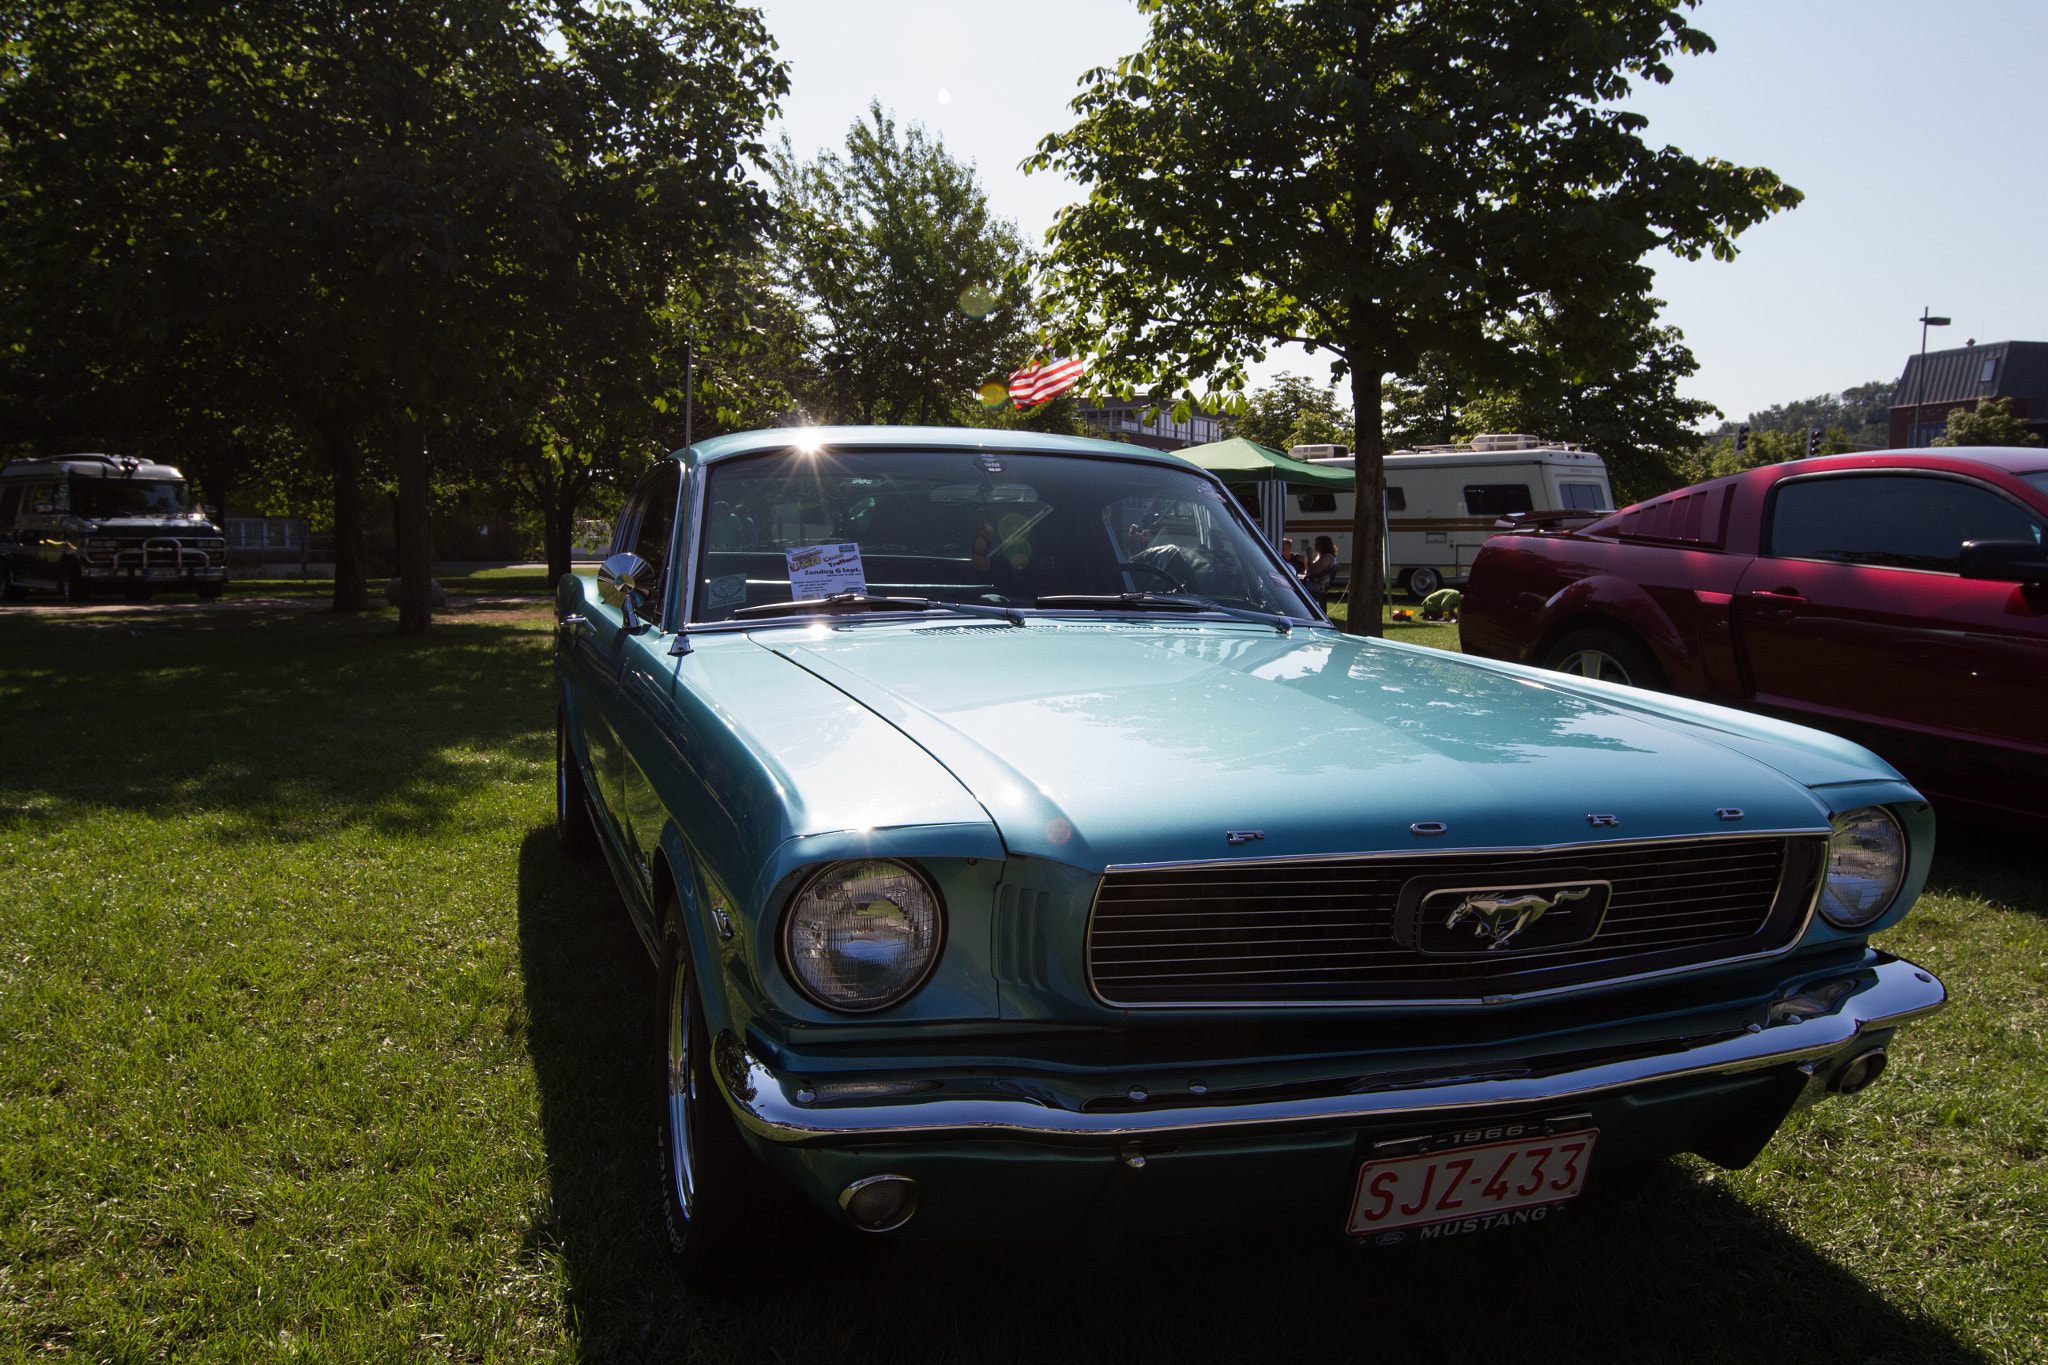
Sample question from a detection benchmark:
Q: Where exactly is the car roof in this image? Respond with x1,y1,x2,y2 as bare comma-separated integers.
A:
1772,447,2048,478
673,425,1203,471
1,453,186,481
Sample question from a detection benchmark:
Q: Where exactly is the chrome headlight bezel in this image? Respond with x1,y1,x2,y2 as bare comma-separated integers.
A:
1817,805,1907,930
779,858,947,1014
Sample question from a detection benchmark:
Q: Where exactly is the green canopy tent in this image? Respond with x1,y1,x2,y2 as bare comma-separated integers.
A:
1174,437,1354,549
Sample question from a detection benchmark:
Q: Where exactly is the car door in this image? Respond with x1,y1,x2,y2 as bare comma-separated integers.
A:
570,467,683,862
612,462,687,918
1732,470,2048,806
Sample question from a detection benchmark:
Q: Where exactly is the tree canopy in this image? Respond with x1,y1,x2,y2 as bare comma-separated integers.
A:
774,105,1035,426
1029,0,1799,632
1932,397,2042,449
1229,374,1353,452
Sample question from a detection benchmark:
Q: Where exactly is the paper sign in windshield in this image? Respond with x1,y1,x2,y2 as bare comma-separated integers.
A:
786,543,867,598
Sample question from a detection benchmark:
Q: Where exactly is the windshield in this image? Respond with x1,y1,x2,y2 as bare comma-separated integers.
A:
691,447,1315,623
2021,470,2048,499
71,476,191,519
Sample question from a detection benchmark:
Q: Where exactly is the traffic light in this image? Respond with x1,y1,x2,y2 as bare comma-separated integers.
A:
1806,427,1823,457
1734,424,1749,456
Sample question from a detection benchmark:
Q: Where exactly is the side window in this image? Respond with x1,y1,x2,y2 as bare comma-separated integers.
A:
1463,484,1533,516
1559,482,1607,510
622,465,682,618
1384,487,1407,512
1294,490,1336,513
1770,474,2045,573
0,483,21,529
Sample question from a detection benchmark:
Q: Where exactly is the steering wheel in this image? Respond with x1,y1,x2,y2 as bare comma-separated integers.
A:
1106,560,1188,594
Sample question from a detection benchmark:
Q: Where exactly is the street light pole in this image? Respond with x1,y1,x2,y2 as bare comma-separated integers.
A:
1912,307,1951,446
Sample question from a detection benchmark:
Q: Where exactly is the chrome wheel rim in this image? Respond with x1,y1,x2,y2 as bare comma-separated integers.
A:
1554,649,1633,685
667,962,697,1219
1410,569,1440,597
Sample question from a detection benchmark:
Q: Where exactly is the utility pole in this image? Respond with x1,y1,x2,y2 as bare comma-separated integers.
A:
1912,308,1951,447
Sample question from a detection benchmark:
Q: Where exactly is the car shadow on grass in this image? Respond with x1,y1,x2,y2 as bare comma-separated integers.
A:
0,608,553,839
516,831,1983,1365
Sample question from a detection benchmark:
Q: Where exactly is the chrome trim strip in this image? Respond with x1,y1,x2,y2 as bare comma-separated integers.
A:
1084,831,1827,1010
714,956,1944,1147
1097,827,1829,876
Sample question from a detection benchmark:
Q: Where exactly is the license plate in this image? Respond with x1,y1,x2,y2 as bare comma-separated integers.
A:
147,568,179,580
1347,1128,1597,1237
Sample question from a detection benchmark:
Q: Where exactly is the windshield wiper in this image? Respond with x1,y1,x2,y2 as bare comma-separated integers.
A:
1034,592,1293,634
729,593,1024,626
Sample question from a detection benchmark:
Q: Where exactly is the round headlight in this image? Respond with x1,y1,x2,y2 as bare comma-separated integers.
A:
782,860,944,1012
1818,806,1906,929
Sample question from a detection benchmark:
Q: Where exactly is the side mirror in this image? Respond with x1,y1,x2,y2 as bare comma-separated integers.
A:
1959,539,2048,584
598,552,655,631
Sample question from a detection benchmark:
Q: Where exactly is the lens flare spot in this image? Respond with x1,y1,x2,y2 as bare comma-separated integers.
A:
977,380,1009,408
959,285,999,319
937,87,952,104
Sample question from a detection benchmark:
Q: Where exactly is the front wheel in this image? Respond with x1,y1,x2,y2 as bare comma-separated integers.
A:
658,908,775,1283
1540,626,1663,689
0,564,26,601
555,705,598,856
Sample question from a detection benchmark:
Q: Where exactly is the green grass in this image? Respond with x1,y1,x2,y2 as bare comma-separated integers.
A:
0,607,2041,1363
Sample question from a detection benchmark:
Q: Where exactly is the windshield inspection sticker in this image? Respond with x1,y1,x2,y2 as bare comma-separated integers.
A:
786,543,867,598
705,573,748,611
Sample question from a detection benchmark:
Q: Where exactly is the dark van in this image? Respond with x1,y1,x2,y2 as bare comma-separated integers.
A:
0,454,227,602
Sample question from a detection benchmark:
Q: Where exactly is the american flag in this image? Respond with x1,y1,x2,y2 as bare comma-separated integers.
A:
1007,356,1085,408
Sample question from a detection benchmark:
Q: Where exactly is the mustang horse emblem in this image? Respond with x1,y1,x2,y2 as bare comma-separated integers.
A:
1444,885,1596,950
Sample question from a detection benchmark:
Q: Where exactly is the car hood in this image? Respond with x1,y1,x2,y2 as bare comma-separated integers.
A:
761,621,1847,869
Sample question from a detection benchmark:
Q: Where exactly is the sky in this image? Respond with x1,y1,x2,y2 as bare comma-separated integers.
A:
753,0,2048,426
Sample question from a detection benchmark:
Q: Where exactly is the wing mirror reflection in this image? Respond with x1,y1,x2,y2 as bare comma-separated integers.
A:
598,552,655,632
1959,539,2048,584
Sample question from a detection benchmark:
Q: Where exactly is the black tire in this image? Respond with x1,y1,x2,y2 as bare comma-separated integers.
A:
122,582,154,602
555,706,598,856
58,560,89,605
1403,566,1442,600
658,906,775,1283
0,564,26,601
1540,626,1663,689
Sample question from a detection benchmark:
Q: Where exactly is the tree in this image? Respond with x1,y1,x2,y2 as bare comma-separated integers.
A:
0,0,787,624
1456,303,1719,505
1381,354,1468,449
1030,0,1799,634
1718,380,1895,449
1230,374,1352,451
1933,396,2041,448
774,105,1036,425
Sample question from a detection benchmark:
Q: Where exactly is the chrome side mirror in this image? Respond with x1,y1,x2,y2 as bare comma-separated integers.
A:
599,552,655,632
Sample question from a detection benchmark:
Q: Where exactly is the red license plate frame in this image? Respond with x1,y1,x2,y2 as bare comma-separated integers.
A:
1346,1127,1598,1236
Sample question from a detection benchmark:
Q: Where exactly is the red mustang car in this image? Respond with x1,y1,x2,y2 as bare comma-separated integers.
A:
1461,447,2048,831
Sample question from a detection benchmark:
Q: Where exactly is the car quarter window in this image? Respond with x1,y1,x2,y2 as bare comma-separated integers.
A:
1769,474,2045,573
624,464,681,618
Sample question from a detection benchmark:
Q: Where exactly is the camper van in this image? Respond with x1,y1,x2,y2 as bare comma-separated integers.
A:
1284,434,1613,598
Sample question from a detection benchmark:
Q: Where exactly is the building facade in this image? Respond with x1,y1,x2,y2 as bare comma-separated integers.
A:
1073,397,1224,451
1889,340,2048,447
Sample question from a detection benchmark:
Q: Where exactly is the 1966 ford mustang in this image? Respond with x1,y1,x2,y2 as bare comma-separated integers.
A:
553,426,1946,1276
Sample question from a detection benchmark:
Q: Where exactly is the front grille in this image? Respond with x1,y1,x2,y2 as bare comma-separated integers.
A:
1088,836,1823,1006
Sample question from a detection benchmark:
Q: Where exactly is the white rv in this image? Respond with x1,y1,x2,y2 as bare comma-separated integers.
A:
1283,434,1614,598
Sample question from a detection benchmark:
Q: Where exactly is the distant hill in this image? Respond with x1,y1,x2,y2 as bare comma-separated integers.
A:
1711,381,1895,449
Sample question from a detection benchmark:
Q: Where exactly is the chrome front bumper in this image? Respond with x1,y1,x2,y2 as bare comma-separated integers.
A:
715,955,1946,1147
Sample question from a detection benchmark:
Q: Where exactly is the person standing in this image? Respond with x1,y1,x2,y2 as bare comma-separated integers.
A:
1304,535,1338,607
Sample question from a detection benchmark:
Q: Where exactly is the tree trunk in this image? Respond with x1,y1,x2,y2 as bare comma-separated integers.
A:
326,422,371,612
1345,362,1386,638
395,432,432,634
543,493,571,584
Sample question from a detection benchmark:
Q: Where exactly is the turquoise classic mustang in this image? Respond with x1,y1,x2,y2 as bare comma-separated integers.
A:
553,426,1946,1276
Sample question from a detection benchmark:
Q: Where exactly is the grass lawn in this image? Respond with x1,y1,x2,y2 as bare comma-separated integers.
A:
0,606,2041,1363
